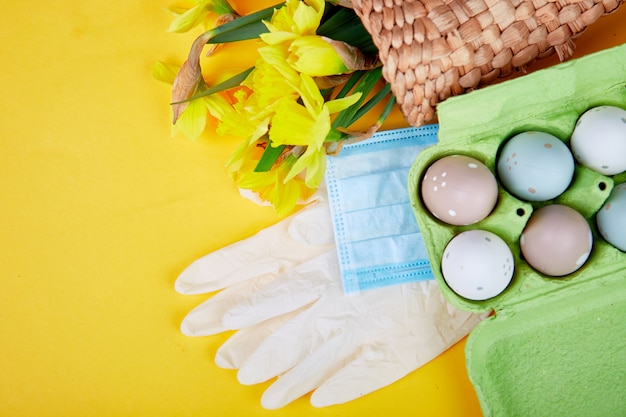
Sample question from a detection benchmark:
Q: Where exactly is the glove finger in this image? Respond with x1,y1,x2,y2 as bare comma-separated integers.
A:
307,283,488,407
310,343,413,407
223,250,340,329
259,332,357,410
235,301,333,385
409,280,487,350
174,201,334,295
180,274,277,336
215,308,303,369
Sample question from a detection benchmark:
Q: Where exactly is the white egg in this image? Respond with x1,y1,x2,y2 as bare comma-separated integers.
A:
571,105,626,175
596,182,626,251
497,131,574,201
441,230,514,300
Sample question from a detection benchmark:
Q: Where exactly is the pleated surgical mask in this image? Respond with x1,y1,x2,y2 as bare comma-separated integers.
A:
325,125,439,293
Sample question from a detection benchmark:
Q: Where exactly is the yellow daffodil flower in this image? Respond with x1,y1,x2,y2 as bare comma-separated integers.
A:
263,0,324,38
242,56,300,112
159,0,391,215
269,96,329,149
286,142,327,189
154,60,233,141
270,74,361,188
217,89,269,143
167,0,236,33
260,1,376,79
225,135,312,217
236,154,312,217
173,95,233,140
287,35,349,77
270,73,361,149
222,71,360,214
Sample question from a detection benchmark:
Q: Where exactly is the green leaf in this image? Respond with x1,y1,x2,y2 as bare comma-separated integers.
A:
332,67,383,128
318,6,378,54
347,82,391,125
375,93,397,126
333,71,365,99
171,67,253,104
210,19,269,42
324,128,345,142
207,3,283,44
254,143,286,172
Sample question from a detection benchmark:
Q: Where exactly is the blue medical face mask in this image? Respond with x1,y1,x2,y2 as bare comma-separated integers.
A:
325,125,439,293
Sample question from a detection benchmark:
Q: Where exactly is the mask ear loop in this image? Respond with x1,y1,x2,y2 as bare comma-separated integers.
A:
325,125,381,156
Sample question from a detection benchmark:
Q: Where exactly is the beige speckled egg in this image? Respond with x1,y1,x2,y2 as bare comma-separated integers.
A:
520,204,593,277
421,155,498,226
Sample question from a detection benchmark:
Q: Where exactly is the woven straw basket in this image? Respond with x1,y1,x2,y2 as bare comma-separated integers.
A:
349,0,624,126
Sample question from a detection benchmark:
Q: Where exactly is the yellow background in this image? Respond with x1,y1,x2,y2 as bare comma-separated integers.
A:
1,1,625,416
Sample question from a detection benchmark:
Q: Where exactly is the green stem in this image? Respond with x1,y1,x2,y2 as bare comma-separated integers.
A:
170,67,253,104
347,83,391,126
206,3,283,43
254,142,286,172
332,67,383,128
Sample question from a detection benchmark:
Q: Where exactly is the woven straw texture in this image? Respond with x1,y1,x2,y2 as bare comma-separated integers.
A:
350,0,624,126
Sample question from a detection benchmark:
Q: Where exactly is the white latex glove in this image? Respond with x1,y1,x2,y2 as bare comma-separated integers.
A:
175,191,484,409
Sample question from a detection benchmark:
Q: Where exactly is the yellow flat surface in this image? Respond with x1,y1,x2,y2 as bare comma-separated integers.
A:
1,2,625,416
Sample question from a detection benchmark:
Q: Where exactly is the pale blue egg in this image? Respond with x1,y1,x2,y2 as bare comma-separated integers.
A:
497,131,574,202
597,183,626,251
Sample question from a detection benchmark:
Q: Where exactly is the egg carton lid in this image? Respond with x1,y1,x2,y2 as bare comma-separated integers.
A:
408,44,626,417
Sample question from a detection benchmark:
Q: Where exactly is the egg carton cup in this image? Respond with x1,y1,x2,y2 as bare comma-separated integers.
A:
349,0,624,127
407,44,626,417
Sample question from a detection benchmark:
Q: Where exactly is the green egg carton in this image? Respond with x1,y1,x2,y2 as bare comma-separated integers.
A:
408,44,626,417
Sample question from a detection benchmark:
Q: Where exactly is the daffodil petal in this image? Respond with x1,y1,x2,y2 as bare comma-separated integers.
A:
304,0,325,15
284,146,326,188
174,98,208,140
225,139,253,173
152,61,179,84
167,4,207,33
271,91,331,149
259,30,298,45
310,106,332,147
257,45,301,85
244,60,299,109
218,112,269,141
204,94,233,120
269,99,317,146
237,170,276,190
297,73,325,116
324,92,362,114
167,0,235,32
268,0,299,32
292,1,324,35
273,179,304,216
304,148,327,188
